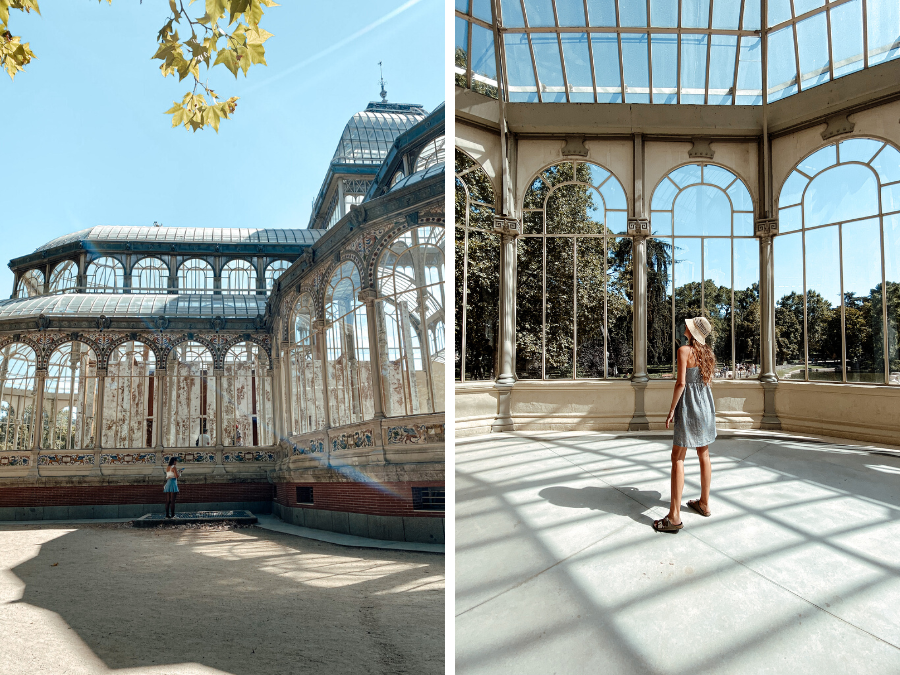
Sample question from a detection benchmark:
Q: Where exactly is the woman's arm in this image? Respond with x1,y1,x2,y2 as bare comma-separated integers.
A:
665,346,691,429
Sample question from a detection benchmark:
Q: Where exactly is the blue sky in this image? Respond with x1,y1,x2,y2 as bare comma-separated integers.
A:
1,0,444,296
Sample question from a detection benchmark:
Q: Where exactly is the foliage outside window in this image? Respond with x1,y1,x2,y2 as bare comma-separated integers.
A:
223,342,273,447
104,341,156,449
265,260,290,291
49,261,78,294
178,259,214,294
221,259,258,295
376,226,446,416
17,269,44,298
649,163,760,379
289,294,326,434
131,257,169,293
324,262,374,427
165,343,215,448
42,343,98,450
518,161,633,379
455,1,499,99
0,344,37,451
774,137,900,384
455,149,499,382
86,257,124,293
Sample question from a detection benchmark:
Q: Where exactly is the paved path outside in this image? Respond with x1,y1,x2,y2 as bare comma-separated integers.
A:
0,522,444,674
456,429,900,675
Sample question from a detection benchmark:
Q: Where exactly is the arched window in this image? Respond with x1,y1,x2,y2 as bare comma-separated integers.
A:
0,344,37,451
775,138,900,385
132,257,169,293
42,343,99,450
17,269,44,298
178,259,213,294
49,261,78,294
518,160,631,379
289,294,326,434
455,148,499,382
649,163,758,379
104,341,156,448
376,226,445,416
165,342,215,447
415,135,445,172
324,262,373,427
265,260,290,291
221,259,257,294
86,257,124,293
223,342,273,447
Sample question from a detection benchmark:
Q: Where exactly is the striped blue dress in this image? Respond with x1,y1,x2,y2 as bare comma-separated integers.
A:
673,367,717,448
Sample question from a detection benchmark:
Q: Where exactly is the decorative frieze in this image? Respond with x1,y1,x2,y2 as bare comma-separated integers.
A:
224,450,276,462
387,423,445,445
163,452,216,464
39,453,95,466
0,454,30,467
292,438,326,455
331,428,375,452
101,453,157,465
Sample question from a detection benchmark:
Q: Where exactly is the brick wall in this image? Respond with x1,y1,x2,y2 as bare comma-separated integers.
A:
0,483,273,508
274,481,444,518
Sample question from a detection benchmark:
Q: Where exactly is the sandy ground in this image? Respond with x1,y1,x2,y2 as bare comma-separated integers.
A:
0,522,444,675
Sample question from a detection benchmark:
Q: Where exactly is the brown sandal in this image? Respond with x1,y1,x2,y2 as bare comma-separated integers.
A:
688,499,711,517
652,516,683,532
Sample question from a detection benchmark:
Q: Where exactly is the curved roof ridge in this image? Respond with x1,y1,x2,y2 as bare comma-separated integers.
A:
329,101,427,166
0,293,268,319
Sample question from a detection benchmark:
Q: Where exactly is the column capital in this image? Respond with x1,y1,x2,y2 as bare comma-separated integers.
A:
755,218,779,238
627,218,651,237
493,216,521,237
358,288,378,304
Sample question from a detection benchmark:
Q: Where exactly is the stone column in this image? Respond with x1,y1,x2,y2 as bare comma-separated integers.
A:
314,319,332,429
629,133,651,429
492,217,520,432
213,368,225,473
756,221,781,429
27,371,45,477
358,289,385,420
90,369,105,475
281,341,293,437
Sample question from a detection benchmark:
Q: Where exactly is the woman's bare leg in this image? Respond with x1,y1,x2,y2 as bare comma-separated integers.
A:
164,494,171,517
697,445,711,510
668,444,688,523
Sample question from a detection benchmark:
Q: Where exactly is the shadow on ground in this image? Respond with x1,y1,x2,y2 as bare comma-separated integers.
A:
5,524,444,675
538,486,667,526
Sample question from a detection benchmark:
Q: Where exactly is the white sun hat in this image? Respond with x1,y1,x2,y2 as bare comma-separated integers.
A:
686,317,712,344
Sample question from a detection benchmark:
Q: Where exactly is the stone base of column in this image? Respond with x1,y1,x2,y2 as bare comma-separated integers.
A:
213,447,226,475
89,450,102,476
629,381,650,431
760,381,781,430
27,450,39,478
491,385,515,433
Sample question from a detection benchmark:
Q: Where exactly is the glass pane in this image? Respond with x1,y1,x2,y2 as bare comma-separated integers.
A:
798,143,836,175
607,237,634,378
704,238,733,377
866,0,900,65
586,0,617,27
547,184,605,234
556,0,587,26
501,0,526,27
456,17,469,89
599,178,627,211
736,36,762,104
726,179,754,212
648,237,674,378
546,237,575,378
651,176,679,210
504,34,538,101
838,138,882,164
456,0,468,13
774,232,806,378
674,238,703,345
516,237,544,378
796,11,830,89
576,238,606,377
870,145,900,185
768,0,791,26
584,162,610,187
712,0,741,29
883,183,900,213
674,185,732,235
743,0,761,31
560,33,594,102
532,34,566,102
524,210,543,234
619,1,648,27
682,0,711,29
884,213,900,383
681,34,708,104
734,212,754,236
472,0,492,22
669,164,702,187
703,165,736,190
591,34,623,102
779,171,809,207
651,211,673,235
842,219,885,382
804,164,879,227
621,34,650,103
523,0,555,27
651,0,678,27
651,33,678,104
794,0,824,14
767,26,798,101
734,238,761,379
607,211,628,234
708,35,738,104
471,24,498,97
780,204,802,232
830,0,865,78
464,229,501,381
805,226,842,381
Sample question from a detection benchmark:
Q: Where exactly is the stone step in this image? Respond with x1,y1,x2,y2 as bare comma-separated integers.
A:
132,510,258,527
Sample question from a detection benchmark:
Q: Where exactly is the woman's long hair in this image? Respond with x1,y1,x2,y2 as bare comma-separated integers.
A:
168,457,178,467
688,336,716,385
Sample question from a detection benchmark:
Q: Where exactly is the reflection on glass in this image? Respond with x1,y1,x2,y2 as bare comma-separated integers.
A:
804,165,878,227
674,186,732,236
804,226,841,381
842,219,885,381
774,232,806,379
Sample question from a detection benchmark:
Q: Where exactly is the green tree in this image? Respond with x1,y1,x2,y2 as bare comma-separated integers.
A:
1,0,277,131
775,292,803,364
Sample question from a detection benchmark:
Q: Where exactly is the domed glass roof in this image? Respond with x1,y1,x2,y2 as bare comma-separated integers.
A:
330,101,427,165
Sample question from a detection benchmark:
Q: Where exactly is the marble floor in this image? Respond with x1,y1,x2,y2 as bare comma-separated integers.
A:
456,430,900,675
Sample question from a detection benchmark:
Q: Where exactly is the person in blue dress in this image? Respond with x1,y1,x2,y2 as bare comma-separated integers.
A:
163,457,181,518
653,317,717,533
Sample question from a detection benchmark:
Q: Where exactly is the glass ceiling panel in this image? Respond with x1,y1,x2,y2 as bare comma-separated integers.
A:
459,0,900,105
